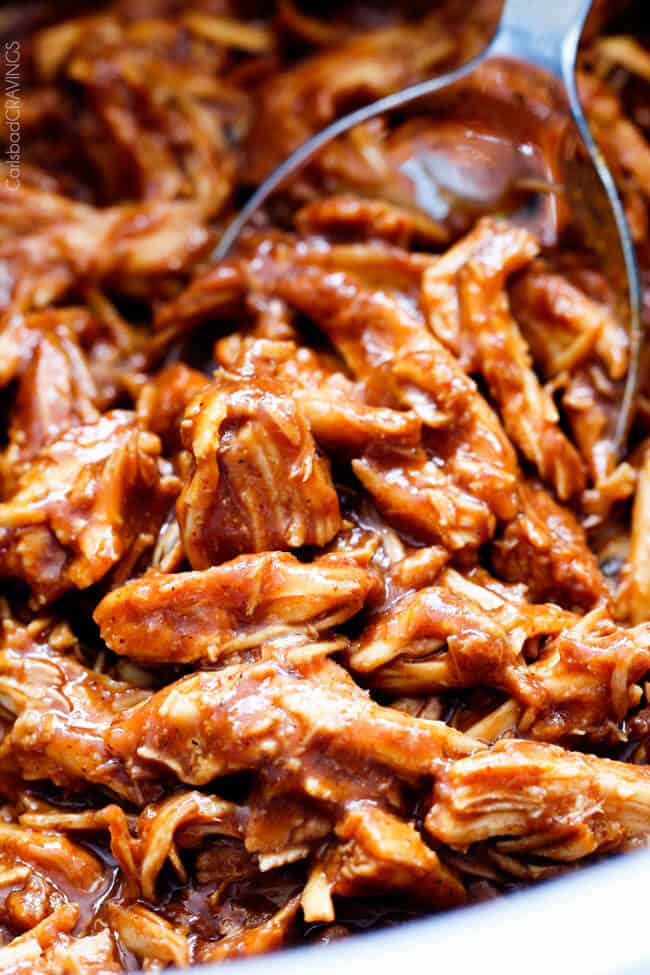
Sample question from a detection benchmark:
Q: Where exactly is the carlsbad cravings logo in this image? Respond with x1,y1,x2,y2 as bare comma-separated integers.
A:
4,40,20,190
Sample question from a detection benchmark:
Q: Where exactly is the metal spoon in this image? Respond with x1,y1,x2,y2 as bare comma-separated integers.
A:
215,0,642,455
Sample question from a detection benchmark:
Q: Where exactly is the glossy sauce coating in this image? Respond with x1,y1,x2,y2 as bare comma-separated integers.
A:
0,0,649,971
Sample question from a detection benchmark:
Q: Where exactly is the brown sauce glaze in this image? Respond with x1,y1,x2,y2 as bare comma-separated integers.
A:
0,0,649,970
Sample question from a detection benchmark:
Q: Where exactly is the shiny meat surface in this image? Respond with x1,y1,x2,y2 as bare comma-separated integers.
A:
0,0,649,971
177,372,341,567
0,412,179,604
95,551,376,663
427,739,650,857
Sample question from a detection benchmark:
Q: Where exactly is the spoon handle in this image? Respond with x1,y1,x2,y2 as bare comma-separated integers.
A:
490,0,593,76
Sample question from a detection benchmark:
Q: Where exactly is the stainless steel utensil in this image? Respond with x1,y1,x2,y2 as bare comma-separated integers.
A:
215,0,642,454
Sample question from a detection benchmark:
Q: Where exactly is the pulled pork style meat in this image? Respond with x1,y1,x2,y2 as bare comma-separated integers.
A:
0,412,179,604
94,551,377,663
0,0,650,971
177,372,341,567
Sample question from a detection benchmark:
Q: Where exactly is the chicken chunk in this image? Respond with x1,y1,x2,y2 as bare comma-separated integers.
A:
427,739,650,859
302,804,465,923
177,372,341,568
137,364,209,455
109,903,189,968
615,444,650,624
215,335,422,456
562,363,622,487
0,181,213,314
21,790,243,903
195,898,300,963
275,264,518,546
510,265,629,381
21,930,122,975
491,481,608,610
0,614,151,798
423,219,589,498
352,445,500,550
456,221,585,498
0,904,81,973
2,616,477,806
421,216,515,370
217,334,484,547
0,411,179,603
469,607,650,743
108,655,479,804
349,567,572,702
153,263,247,342
95,551,376,664
295,194,448,248
0,320,99,491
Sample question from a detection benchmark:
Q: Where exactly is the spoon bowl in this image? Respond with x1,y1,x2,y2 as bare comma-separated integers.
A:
215,0,641,455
